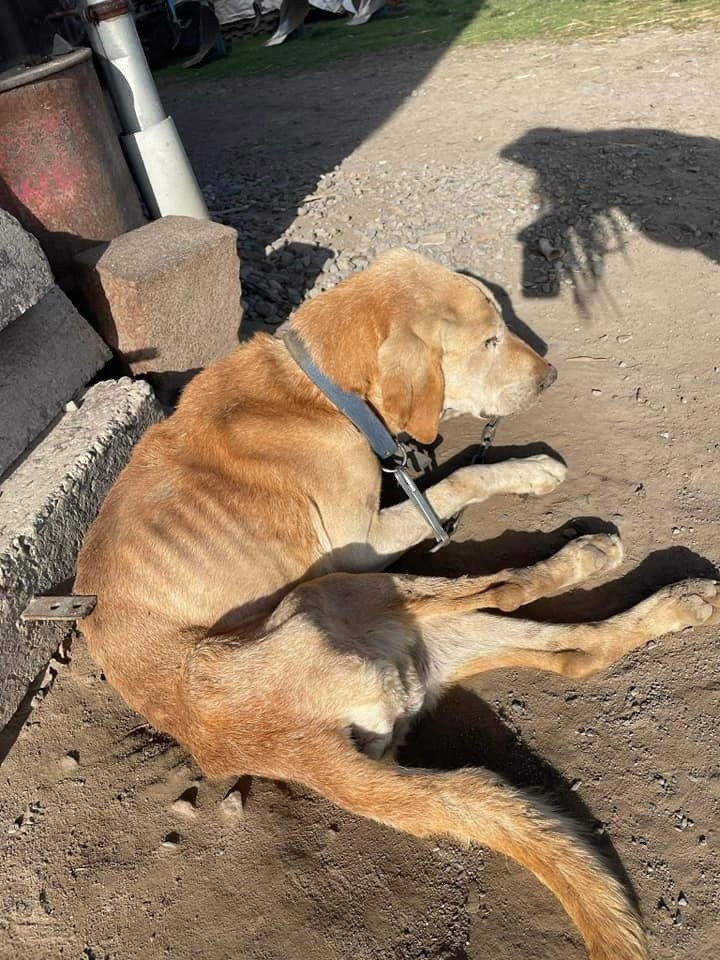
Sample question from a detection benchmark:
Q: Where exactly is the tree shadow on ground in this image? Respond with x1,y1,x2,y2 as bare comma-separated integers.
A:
500,127,720,314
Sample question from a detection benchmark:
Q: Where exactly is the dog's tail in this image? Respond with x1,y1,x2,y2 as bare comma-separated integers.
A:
299,739,647,960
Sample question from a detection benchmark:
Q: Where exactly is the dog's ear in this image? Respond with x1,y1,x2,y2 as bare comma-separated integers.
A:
377,331,444,445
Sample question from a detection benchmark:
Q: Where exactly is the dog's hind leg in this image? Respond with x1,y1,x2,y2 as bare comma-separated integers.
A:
185,585,647,959
419,531,625,615
303,535,717,683
426,577,720,682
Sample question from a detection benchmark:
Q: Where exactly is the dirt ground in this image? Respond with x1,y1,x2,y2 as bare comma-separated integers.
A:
2,27,720,960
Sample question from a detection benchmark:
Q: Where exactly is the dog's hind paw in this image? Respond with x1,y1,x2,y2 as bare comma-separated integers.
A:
652,578,720,632
569,532,624,575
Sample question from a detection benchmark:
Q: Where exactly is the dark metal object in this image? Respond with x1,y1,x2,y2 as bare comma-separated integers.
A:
0,48,145,286
21,595,97,621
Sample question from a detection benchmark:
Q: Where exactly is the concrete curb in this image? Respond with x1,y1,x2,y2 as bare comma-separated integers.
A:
0,378,163,728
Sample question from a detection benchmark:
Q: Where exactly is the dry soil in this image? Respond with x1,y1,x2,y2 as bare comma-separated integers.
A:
2,27,720,960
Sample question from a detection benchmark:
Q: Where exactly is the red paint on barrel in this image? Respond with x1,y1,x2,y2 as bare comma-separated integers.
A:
0,52,145,284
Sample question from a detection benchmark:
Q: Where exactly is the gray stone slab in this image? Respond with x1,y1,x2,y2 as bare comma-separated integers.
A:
0,378,163,728
0,209,54,332
0,284,112,476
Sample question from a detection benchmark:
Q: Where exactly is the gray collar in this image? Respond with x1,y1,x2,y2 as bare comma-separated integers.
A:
281,329,449,547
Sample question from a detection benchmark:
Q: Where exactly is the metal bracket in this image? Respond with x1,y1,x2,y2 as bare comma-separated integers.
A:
21,595,97,622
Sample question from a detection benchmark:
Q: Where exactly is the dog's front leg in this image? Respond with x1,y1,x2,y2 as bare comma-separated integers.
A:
367,454,566,566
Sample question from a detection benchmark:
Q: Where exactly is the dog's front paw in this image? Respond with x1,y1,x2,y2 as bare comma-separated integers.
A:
510,454,567,496
456,455,567,505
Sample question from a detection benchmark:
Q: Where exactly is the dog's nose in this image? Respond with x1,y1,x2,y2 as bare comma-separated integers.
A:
539,365,557,391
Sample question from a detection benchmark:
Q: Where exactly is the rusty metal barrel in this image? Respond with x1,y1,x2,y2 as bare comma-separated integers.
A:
0,47,145,286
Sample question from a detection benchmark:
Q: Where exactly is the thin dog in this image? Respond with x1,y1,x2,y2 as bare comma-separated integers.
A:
75,249,719,960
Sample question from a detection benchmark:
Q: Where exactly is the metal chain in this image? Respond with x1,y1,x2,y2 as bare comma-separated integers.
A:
431,417,501,550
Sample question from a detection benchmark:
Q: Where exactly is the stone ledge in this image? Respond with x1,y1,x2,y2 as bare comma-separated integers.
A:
0,378,163,728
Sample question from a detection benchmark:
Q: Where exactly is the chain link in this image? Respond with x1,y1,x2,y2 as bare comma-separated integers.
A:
432,417,501,549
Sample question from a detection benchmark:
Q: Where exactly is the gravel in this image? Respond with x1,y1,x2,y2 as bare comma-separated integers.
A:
203,154,639,335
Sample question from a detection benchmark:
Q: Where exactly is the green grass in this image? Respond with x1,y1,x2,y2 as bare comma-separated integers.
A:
159,0,720,81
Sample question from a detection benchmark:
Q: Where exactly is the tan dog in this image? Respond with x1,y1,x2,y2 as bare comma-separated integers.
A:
75,249,719,960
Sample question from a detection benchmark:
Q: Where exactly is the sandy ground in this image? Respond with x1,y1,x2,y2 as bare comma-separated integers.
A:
2,27,720,960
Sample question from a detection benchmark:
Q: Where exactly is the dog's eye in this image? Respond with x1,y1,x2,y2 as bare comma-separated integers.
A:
484,336,499,349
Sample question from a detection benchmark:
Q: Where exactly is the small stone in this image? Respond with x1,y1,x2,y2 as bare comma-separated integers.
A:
160,831,181,851
570,779,583,791
220,790,245,822
170,799,197,819
677,892,688,907
59,751,80,772
419,232,447,246
591,389,602,396
617,334,632,343
465,884,483,915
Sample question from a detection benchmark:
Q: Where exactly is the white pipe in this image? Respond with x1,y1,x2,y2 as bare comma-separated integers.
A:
82,0,208,220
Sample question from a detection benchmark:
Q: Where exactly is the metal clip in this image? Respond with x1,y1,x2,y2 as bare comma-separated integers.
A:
473,417,500,464
21,595,97,622
392,466,450,547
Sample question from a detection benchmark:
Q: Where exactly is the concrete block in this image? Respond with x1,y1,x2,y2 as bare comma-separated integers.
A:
75,215,242,375
0,378,163,728
0,285,112,476
0,209,54,332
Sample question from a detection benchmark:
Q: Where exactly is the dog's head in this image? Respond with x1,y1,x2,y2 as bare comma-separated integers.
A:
291,248,556,444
